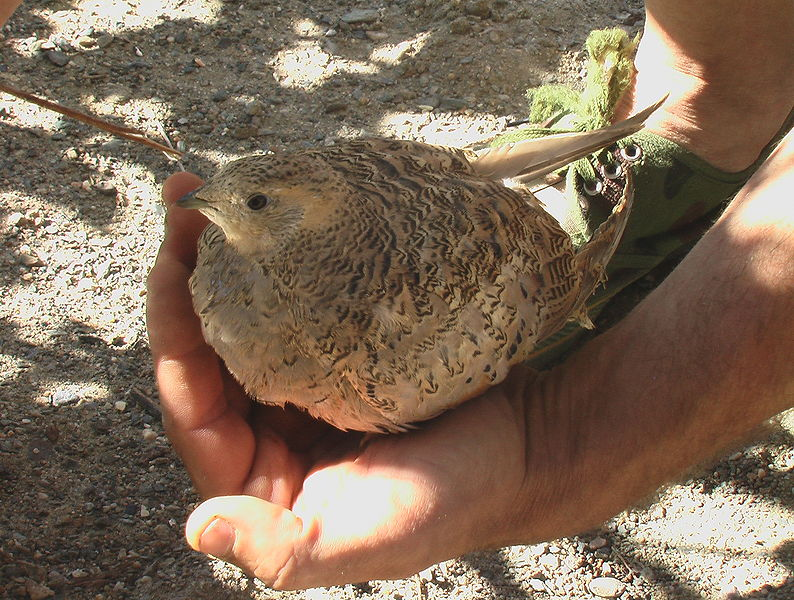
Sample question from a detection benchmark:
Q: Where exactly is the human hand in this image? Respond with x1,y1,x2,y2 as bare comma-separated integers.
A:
146,172,562,589
148,143,794,589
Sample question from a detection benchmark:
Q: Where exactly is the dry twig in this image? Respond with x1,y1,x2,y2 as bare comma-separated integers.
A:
0,77,184,158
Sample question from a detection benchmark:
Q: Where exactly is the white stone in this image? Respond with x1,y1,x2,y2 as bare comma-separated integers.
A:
538,553,559,569
529,578,546,592
7,212,26,226
588,576,625,598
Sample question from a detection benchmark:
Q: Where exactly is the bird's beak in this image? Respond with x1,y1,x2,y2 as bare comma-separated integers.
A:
176,189,209,209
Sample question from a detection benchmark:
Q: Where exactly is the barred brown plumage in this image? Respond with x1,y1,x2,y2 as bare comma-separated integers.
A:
178,103,661,432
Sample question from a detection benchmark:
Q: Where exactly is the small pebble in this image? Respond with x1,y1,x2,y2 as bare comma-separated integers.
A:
588,536,608,550
100,139,124,152
340,9,379,24
438,97,468,110
588,576,625,598
114,400,127,412
142,429,157,442
70,568,89,579
75,35,96,49
464,0,491,18
450,17,472,35
528,578,546,592
95,181,116,196
529,543,547,557
6,211,26,227
95,34,113,48
245,100,265,116
19,252,43,267
415,96,439,110
538,553,559,569
323,101,348,114
232,126,258,139
47,570,67,587
53,36,73,52
25,580,54,600
365,31,389,41
45,50,70,67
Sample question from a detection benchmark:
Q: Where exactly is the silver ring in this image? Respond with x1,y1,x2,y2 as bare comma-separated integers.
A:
620,144,642,161
583,179,604,196
601,163,622,180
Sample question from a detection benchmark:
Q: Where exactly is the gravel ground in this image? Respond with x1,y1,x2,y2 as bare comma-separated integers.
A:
1,1,792,599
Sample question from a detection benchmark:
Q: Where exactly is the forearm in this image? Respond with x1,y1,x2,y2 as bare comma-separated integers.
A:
514,135,794,542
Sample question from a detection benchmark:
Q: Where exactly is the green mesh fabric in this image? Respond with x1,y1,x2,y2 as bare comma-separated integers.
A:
491,28,640,248
497,28,794,369
526,125,794,368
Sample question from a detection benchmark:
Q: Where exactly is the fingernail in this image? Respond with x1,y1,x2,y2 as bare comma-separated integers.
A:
199,518,236,558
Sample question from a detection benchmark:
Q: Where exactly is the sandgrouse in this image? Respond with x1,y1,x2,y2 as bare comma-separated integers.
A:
178,101,662,432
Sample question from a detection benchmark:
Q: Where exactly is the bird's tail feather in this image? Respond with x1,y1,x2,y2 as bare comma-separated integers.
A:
471,95,667,182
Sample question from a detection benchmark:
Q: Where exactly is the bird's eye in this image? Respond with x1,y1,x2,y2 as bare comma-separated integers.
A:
246,194,271,211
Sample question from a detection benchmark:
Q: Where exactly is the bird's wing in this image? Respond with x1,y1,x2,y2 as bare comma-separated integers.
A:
470,95,667,182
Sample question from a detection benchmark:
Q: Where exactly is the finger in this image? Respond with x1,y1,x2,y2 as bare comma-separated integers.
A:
160,171,208,269
186,496,305,589
147,172,255,496
146,171,207,361
184,463,442,590
145,230,207,365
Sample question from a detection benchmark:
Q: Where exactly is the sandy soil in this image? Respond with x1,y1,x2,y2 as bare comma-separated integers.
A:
1,1,792,599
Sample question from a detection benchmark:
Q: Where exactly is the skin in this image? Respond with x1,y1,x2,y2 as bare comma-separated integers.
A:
146,0,794,587
0,0,21,29
614,0,794,172
2,0,792,590
149,132,793,589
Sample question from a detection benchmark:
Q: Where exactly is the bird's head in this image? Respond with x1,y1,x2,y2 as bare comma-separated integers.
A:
178,153,345,261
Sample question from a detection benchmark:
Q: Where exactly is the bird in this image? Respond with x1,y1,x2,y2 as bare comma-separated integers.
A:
177,100,663,433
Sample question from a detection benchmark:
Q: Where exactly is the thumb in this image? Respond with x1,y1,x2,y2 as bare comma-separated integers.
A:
159,172,208,268
185,495,307,589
